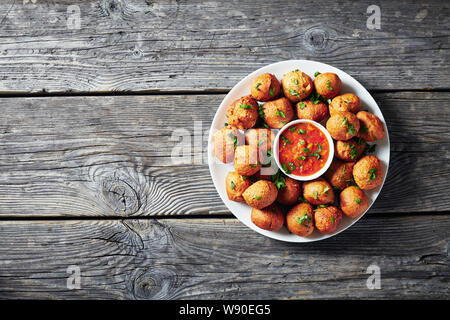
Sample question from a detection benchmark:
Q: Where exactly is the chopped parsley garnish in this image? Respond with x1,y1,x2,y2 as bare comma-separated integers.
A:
276,109,286,118
253,196,262,200
281,163,292,174
289,127,297,132
240,104,253,109
342,116,348,126
298,156,306,161
356,198,361,204
281,136,291,146
254,82,261,90
230,181,235,190
269,87,275,96
227,132,238,149
347,123,356,135
314,71,321,77
303,147,310,153
298,129,306,134
287,162,296,171
292,78,299,85
298,197,308,203
258,139,265,146
288,89,300,97
330,216,335,224
349,144,358,159
224,122,228,126
307,152,321,160
327,80,333,91
297,212,311,226
299,140,305,145
271,170,286,190
343,164,347,174
344,100,351,104
258,105,265,118
322,186,330,195
317,143,323,153
368,168,377,181
313,191,318,199
298,102,306,110
356,137,366,145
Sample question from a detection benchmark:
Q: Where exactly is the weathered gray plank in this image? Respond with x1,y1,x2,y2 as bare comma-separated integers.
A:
0,92,448,217
0,216,447,299
0,0,448,93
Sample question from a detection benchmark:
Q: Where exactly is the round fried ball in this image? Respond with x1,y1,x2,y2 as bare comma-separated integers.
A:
262,97,294,129
329,93,361,116
324,160,355,191
250,73,281,102
281,69,314,102
353,155,383,190
334,138,366,162
242,180,278,209
314,206,342,234
314,72,342,99
225,171,252,202
286,203,314,237
234,145,261,176
302,179,334,205
226,95,259,129
251,204,284,231
340,186,369,219
356,111,386,142
213,126,243,163
277,176,302,206
296,100,329,122
326,111,360,141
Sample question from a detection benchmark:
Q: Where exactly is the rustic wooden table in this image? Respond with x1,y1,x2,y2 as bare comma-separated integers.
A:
0,0,448,299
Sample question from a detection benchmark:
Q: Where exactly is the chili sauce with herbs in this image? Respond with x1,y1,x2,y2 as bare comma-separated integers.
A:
279,123,329,176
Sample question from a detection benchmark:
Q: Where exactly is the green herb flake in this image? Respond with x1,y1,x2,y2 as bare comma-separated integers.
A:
269,87,275,96
292,78,299,85
314,71,321,77
327,80,333,91
298,156,306,161
230,181,235,190
322,186,330,195
368,168,377,181
240,104,253,110
281,136,292,146
356,198,361,204
298,129,306,134
313,191,318,199
289,126,297,132
253,196,262,200
271,170,286,190
288,89,300,97
298,102,306,110
330,216,335,224
276,109,286,118
227,132,238,149
297,212,311,226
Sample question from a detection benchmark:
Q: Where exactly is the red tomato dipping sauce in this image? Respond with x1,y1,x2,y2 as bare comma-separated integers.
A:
279,122,330,176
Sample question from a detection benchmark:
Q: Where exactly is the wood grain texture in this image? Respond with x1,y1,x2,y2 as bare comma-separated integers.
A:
0,216,448,299
0,92,448,217
0,0,448,93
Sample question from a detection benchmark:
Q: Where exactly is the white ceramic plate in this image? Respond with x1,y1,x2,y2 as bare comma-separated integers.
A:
208,60,390,242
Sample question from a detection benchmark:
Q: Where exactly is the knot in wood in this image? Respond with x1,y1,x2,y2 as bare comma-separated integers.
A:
304,27,329,52
133,268,178,299
101,178,140,215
